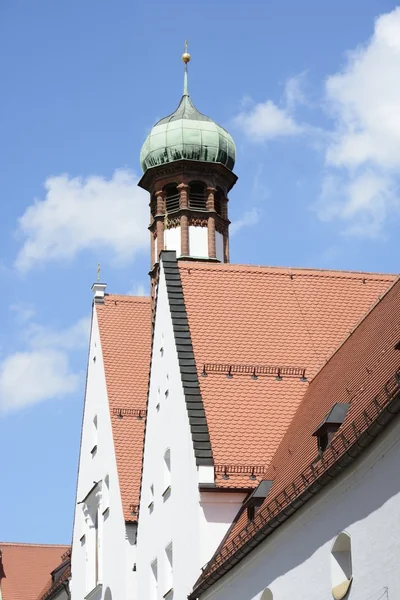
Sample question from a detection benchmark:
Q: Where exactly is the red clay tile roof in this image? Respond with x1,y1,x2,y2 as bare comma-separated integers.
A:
96,294,152,521
36,551,71,600
195,276,400,592
178,261,395,487
0,543,69,600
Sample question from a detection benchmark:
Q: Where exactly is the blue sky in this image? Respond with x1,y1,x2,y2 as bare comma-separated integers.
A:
1,0,400,544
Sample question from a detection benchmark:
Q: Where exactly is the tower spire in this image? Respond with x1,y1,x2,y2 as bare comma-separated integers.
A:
182,40,191,96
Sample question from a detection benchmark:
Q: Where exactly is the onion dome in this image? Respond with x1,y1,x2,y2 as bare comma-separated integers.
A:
140,49,236,174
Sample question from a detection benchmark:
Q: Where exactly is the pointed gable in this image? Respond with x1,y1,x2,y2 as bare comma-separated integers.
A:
177,260,395,487
96,294,152,521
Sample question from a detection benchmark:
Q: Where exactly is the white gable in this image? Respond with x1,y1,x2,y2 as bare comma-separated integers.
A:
136,258,245,600
71,307,137,600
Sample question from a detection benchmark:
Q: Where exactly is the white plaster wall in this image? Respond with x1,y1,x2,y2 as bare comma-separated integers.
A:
165,227,181,256
200,416,400,600
199,492,246,568
215,232,224,263
71,308,136,600
126,524,138,600
189,226,208,258
137,260,245,600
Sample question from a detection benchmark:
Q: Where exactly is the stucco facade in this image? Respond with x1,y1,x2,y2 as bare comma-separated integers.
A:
136,260,245,600
198,416,400,600
70,308,137,600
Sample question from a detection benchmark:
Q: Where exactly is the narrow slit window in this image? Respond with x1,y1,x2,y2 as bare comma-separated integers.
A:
150,559,158,600
163,449,171,500
103,475,110,515
91,415,98,455
165,542,173,593
331,532,353,600
149,484,154,514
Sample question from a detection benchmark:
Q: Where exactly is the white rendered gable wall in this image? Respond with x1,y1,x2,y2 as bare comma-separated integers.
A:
136,259,245,600
199,417,400,600
70,307,137,600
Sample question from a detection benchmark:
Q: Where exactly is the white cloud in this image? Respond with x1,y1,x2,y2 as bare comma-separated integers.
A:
25,316,90,350
16,169,149,272
231,208,261,236
284,72,307,111
317,7,400,236
315,171,398,237
0,350,79,413
234,100,302,141
126,283,148,297
0,314,89,413
10,302,36,324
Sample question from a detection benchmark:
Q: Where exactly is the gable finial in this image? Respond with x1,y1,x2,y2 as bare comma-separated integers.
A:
97,262,101,282
182,40,191,96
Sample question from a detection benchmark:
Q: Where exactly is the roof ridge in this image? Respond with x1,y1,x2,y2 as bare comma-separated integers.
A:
0,542,70,547
103,294,151,303
178,261,397,280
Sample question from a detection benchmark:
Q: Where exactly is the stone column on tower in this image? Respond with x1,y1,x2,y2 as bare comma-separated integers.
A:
155,190,165,259
178,183,190,256
206,188,216,259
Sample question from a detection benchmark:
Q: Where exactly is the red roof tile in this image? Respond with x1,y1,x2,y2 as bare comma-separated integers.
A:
0,543,69,600
197,276,400,589
96,294,152,521
178,262,395,485
36,552,71,600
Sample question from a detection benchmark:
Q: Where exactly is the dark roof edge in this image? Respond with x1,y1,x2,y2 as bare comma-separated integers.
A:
161,251,214,467
189,369,400,599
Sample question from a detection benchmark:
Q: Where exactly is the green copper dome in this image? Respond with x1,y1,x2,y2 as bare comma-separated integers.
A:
140,90,236,174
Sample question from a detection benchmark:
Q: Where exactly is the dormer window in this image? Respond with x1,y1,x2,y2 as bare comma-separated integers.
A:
244,480,273,521
313,403,350,454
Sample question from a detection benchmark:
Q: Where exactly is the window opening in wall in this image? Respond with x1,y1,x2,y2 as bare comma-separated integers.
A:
163,449,171,501
214,188,223,215
102,476,110,517
260,588,273,600
189,181,207,210
164,184,180,213
149,484,154,514
150,194,157,218
164,542,173,595
104,588,112,600
94,510,100,586
91,415,98,455
150,559,158,600
331,532,353,600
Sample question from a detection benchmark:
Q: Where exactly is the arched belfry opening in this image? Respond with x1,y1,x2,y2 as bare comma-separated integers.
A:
138,44,238,301
189,181,207,210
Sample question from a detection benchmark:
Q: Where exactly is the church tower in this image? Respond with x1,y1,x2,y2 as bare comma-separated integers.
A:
138,46,237,298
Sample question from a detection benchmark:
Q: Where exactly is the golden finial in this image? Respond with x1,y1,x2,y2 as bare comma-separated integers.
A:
97,263,101,282
182,40,191,64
